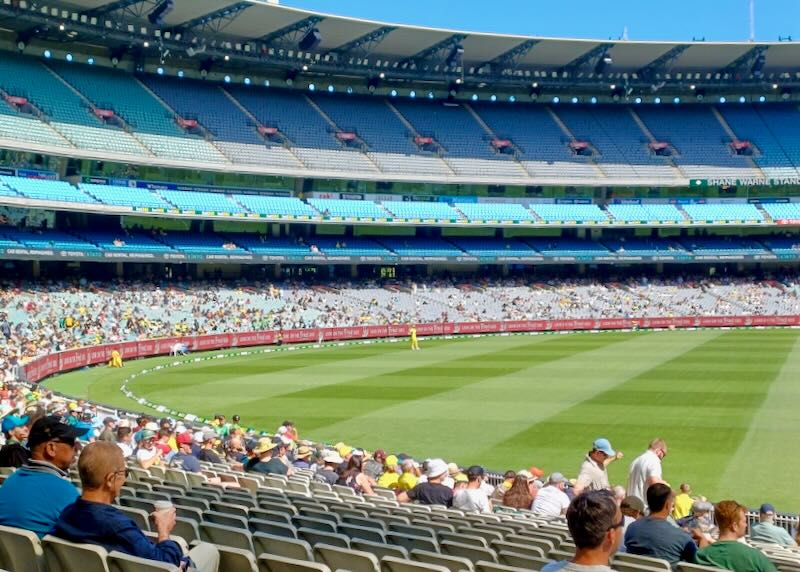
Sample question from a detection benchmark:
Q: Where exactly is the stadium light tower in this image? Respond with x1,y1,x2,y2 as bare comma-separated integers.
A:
749,0,755,42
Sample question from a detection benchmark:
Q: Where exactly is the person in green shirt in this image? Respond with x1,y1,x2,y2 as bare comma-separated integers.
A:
695,500,777,572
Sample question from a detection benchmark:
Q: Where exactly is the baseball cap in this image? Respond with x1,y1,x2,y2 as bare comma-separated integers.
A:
621,496,645,514
385,454,398,467
760,503,776,515
548,472,568,485
139,429,156,441
454,474,469,483
27,415,85,449
176,432,193,446
466,465,485,479
592,437,616,456
253,437,277,455
426,458,449,479
103,416,117,426
1,415,28,433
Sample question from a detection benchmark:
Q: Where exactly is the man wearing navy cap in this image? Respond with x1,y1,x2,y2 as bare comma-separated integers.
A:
0,415,82,536
750,503,796,546
574,437,623,496
0,414,30,467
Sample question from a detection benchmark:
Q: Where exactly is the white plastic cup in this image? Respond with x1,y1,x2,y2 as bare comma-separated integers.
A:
153,500,173,513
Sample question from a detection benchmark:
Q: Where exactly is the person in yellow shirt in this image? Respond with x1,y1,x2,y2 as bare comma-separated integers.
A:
409,325,420,351
397,459,420,491
109,349,123,368
377,455,400,489
672,483,694,520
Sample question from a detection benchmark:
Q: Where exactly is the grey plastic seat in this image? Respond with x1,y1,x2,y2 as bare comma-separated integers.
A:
458,528,503,544
199,522,254,552
441,541,498,564
676,564,728,572
439,534,488,549
205,511,249,529
173,518,200,543
343,516,387,531
0,524,44,572
258,554,331,572
117,506,151,532
174,497,210,512
352,539,409,560
387,532,439,554
293,516,337,533
491,541,545,559
497,552,552,570
251,509,294,525
381,556,451,572
217,544,259,572
119,496,156,514
298,528,350,549
212,501,250,518
339,524,387,543
107,551,180,571
313,543,380,572
475,561,535,572
42,535,109,572
613,554,671,572
610,562,668,572
411,549,475,572
250,520,298,538
253,533,314,562
390,524,437,539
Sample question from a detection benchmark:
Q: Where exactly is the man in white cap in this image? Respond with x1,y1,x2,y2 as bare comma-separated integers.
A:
533,473,571,517
315,451,342,485
398,458,453,507
574,438,623,496
626,438,667,503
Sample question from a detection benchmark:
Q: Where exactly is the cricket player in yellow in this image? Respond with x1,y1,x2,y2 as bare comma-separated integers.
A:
109,349,123,368
410,325,420,351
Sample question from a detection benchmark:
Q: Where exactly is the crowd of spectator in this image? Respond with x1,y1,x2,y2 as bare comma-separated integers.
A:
2,273,800,382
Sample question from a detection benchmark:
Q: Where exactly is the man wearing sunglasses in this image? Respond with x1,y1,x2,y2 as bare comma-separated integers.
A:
541,490,624,572
53,441,219,572
0,415,82,537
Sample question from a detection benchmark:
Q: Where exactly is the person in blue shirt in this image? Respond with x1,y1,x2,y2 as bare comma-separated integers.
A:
52,441,219,571
0,415,82,537
169,432,201,473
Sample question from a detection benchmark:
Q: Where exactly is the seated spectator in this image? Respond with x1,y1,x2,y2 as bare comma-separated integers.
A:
0,414,30,467
196,433,222,465
97,417,117,442
624,483,700,566
503,474,535,510
363,449,386,481
491,470,517,503
620,496,645,547
0,416,81,537
314,451,342,485
116,426,133,458
533,473,571,517
169,432,201,473
292,446,313,470
52,442,219,572
672,483,694,520
695,500,777,572
245,438,288,476
679,500,718,543
453,465,492,513
135,430,162,469
749,503,796,547
398,459,453,507
377,455,400,489
397,459,420,491
541,490,624,572
337,456,374,495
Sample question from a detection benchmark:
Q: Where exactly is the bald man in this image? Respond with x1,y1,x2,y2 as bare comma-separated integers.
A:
52,442,219,571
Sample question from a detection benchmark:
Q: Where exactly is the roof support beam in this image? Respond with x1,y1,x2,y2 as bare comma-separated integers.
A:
258,15,325,46
168,2,251,35
559,42,614,74
399,33,467,68
638,45,691,79
82,0,158,18
328,26,396,57
477,39,539,73
721,45,768,75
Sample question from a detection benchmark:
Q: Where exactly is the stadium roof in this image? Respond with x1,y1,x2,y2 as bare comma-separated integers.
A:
3,0,799,88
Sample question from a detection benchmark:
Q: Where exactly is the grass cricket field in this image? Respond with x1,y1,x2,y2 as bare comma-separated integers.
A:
47,328,800,508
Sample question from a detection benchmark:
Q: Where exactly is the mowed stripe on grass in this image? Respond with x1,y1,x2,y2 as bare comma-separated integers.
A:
47,329,799,506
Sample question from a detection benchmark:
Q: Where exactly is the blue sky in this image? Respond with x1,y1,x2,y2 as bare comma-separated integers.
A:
280,0,800,42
